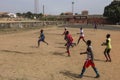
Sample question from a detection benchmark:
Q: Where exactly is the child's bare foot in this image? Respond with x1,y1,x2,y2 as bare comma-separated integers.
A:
68,55,71,57
108,60,112,62
105,60,108,62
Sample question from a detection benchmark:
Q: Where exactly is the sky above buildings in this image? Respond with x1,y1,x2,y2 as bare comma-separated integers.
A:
0,0,113,15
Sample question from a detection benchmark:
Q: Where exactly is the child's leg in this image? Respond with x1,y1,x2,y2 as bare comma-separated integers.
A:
92,67,100,78
82,38,86,43
79,67,86,78
66,44,70,56
79,61,87,78
43,40,48,45
64,43,67,46
104,48,109,61
107,49,111,61
38,39,41,47
77,37,81,45
71,43,76,47
67,50,70,56
73,43,76,46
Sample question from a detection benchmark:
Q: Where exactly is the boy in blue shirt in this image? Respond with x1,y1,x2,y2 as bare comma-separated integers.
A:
37,29,48,47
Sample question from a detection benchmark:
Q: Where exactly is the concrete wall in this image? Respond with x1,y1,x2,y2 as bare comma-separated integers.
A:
0,21,64,29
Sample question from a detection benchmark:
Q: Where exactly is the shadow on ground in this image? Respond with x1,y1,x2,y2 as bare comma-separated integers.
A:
0,50,34,55
60,70,78,79
94,59,105,62
60,70,96,79
52,51,66,57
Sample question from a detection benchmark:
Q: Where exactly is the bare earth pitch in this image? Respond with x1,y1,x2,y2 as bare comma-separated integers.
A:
0,26,120,80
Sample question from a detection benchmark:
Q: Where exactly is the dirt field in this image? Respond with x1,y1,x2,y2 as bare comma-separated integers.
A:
0,26,120,80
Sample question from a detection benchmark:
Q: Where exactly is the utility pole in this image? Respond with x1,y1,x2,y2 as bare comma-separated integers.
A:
43,5,45,16
43,5,45,26
34,0,39,13
72,1,74,15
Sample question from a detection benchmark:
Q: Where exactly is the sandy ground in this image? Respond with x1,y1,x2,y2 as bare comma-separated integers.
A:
0,26,120,80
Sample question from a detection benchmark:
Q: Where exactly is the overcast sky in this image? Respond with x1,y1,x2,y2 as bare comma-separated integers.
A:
0,0,113,15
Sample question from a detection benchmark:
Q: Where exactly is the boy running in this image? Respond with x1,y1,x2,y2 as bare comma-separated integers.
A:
37,29,48,47
77,27,86,45
79,40,100,78
62,27,67,41
101,34,112,62
65,31,76,56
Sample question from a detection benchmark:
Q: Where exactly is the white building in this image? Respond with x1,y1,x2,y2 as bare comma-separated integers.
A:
7,13,17,18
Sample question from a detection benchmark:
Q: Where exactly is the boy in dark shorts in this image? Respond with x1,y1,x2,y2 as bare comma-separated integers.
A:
65,31,76,56
79,40,100,78
94,23,97,30
101,34,112,62
37,29,48,47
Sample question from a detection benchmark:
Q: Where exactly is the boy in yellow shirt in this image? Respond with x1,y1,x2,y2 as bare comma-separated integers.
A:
101,34,112,62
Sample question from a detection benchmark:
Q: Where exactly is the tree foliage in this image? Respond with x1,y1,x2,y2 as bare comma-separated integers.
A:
16,11,43,19
103,1,120,23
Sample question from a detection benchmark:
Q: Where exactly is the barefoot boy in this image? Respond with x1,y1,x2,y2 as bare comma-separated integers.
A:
77,27,86,45
65,31,76,56
79,40,100,78
37,29,48,47
101,34,112,62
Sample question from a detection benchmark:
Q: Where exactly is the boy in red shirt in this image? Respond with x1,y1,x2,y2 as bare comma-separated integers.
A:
65,31,76,56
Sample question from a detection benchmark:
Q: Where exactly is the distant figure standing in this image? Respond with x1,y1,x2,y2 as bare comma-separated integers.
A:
62,27,67,41
94,23,97,30
37,29,48,47
79,40,100,78
77,27,86,45
101,34,112,62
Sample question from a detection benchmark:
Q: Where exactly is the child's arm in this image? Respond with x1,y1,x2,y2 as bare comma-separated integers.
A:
62,31,65,35
38,35,41,38
62,32,64,35
101,42,106,46
101,40,108,46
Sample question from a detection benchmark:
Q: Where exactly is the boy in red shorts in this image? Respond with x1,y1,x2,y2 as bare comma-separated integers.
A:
79,40,100,78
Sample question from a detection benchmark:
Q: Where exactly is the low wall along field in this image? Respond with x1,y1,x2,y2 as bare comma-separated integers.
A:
0,21,64,28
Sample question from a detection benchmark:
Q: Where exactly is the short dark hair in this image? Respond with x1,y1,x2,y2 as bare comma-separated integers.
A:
80,27,82,29
87,40,91,45
106,34,110,38
65,31,69,35
40,29,43,33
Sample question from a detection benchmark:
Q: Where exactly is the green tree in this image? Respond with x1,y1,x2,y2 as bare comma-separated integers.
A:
26,11,33,19
60,13,64,15
103,1,120,24
16,13,22,17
